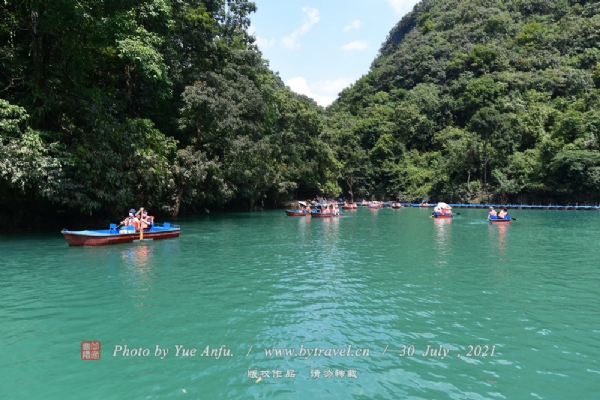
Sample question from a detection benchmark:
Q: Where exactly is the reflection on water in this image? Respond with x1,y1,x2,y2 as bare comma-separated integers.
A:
432,217,452,264
120,243,153,267
120,244,156,300
488,223,509,255
433,218,451,242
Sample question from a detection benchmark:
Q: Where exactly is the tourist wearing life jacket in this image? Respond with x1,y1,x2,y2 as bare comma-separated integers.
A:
118,209,137,229
488,206,497,219
135,207,154,229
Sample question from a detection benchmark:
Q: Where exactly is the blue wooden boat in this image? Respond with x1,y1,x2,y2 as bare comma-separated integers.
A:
432,212,453,218
62,222,180,246
489,216,511,225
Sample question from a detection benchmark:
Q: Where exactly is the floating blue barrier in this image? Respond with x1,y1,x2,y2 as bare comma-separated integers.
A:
404,203,597,210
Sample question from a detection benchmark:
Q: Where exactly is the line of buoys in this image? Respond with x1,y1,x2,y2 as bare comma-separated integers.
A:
410,203,600,210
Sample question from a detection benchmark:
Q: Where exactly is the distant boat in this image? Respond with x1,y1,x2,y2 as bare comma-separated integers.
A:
490,218,512,225
368,202,381,209
310,210,332,218
310,204,343,217
432,202,452,218
489,216,511,225
432,213,452,219
62,223,180,246
286,201,309,216
285,210,308,216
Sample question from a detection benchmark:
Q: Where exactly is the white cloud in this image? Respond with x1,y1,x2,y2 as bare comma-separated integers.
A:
343,20,362,32
387,0,419,14
285,77,336,107
310,78,354,95
281,7,320,49
255,36,276,49
341,41,368,51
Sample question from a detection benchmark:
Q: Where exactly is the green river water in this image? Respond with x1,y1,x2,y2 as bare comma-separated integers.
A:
1,207,599,399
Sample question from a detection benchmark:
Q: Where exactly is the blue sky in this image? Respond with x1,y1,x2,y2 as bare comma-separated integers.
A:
249,0,421,106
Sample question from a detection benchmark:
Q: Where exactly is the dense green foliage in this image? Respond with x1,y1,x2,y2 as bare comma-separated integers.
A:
3,0,600,230
325,0,600,203
0,0,339,229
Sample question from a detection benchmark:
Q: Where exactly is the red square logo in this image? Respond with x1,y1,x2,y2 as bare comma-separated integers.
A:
81,341,101,360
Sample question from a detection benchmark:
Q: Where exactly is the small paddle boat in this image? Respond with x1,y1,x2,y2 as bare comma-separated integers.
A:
62,222,180,246
432,213,453,218
489,216,511,225
368,202,381,209
285,201,310,216
342,203,357,210
285,210,308,216
391,202,402,209
432,202,452,218
310,204,343,217
310,210,332,218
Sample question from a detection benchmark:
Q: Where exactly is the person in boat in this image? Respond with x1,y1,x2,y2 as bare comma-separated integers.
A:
143,209,154,227
333,204,339,215
135,207,155,229
497,208,508,219
119,212,135,228
136,207,148,230
488,206,497,219
117,208,138,229
433,205,441,214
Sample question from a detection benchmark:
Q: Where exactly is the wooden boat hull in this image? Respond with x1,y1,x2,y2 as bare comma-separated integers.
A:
286,210,308,216
489,219,511,225
62,225,180,246
433,214,453,218
342,206,357,210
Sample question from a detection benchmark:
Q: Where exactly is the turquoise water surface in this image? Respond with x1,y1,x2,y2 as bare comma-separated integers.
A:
1,208,599,399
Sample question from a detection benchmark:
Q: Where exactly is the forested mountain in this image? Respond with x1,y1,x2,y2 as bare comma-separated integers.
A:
2,0,599,231
325,0,600,204
0,0,339,230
